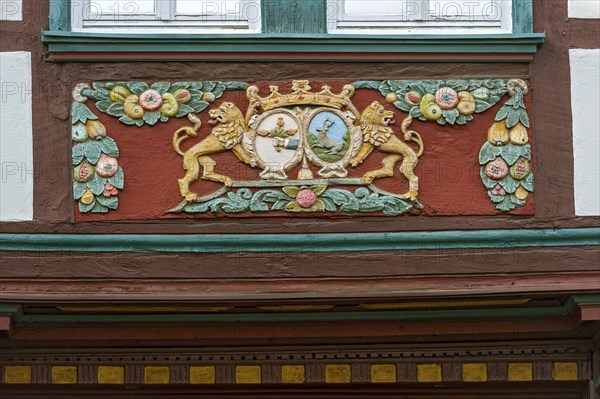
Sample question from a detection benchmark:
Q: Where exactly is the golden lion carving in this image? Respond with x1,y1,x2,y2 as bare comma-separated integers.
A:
173,102,256,202
350,101,424,201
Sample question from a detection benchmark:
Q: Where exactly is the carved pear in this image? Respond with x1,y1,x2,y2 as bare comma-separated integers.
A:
160,93,180,117
509,123,529,145
420,94,442,121
487,121,509,145
86,120,106,140
109,85,131,103
124,95,144,120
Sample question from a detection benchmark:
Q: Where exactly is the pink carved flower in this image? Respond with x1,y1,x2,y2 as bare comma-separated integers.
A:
434,87,459,110
296,189,317,208
282,185,327,212
139,89,163,111
103,183,119,197
95,154,119,178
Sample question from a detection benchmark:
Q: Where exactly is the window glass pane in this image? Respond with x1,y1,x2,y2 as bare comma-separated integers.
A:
88,0,155,15
430,0,499,18
176,0,241,15
343,0,409,15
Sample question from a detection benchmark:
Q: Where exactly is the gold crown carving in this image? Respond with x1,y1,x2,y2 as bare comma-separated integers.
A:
246,80,356,112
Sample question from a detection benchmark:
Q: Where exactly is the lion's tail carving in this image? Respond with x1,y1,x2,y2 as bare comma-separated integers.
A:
173,113,202,157
401,115,424,157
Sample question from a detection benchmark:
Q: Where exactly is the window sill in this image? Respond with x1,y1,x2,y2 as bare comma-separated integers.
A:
42,31,545,62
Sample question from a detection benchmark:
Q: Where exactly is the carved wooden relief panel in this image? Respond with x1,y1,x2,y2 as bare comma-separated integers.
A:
70,79,534,220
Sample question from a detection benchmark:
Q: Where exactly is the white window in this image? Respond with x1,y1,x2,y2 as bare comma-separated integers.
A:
72,0,261,33
327,0,513,34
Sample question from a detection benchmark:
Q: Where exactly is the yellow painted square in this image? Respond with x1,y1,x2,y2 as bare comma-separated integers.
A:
281,365,305,384
553,362,578,381
236,366,261,384
190,366,215,384
462,363,487,382
144,366,170,384
417,364,442,382
508,363,532,381
97,366,124,384
371,364,396,383
325,364,351,383
4,366,31,384
52,366,77,384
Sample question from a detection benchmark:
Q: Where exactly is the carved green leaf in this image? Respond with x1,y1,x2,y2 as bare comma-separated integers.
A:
107,103,125,117
79,199,96,213
192,101,210,113
499,176,520,194
96,196,119,209
495,106,510,121
519,110,530,128
87,173,106,195
442,109,459,125
128,82,150,95
272,200,290,211
488,191,505,204
354,80,383,91
71,102,98,124
119,115,137,125
446,80,469,91
170,82,192,91
521,173,534,192
100,137,119,158
211,82,227,99
83,141,102,164
393,100,410,112
436,117,447,125
321,189,359,215
73,181,87,200
505,109,520,128
142,110,161,125
95,100,113,113
72,144,85,165
320,197,337,212
499,143,523,165
160,115,169,123
151,82,171,94
202,81,217,92
510,194,526,206
496,196,517,211
479,142,503,164
224,81,249,90
91,201,109,213
108,167,124,189
409,107,422,118
175,104,195,118
135,119,145,127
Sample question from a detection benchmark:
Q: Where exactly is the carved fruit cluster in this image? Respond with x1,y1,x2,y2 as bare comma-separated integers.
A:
71,95,123,214
479,80,533,212
376,79,508,126
82,81,247,127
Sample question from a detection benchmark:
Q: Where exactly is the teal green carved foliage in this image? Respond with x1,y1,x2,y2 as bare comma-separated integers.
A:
355,79,508,126
84,81,249,126
180,187,414,216
478,82,534,212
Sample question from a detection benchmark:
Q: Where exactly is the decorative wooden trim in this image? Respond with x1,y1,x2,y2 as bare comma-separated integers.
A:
41,31,545,62
0,343,591,385
1,228,597,254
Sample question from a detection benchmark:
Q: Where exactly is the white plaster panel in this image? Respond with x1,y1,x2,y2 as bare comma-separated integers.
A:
568,0,600,18
0,51,33,221
0,0,22,21
570,49,600,216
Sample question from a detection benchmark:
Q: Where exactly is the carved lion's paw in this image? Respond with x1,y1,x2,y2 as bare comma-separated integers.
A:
185,193,198,203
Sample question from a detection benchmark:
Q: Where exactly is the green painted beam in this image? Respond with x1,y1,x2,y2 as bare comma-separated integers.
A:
0,228,598,254
41,31,545,56
13,305,574,324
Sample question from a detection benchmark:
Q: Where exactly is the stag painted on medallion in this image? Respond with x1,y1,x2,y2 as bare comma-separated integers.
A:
70,79,534,219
